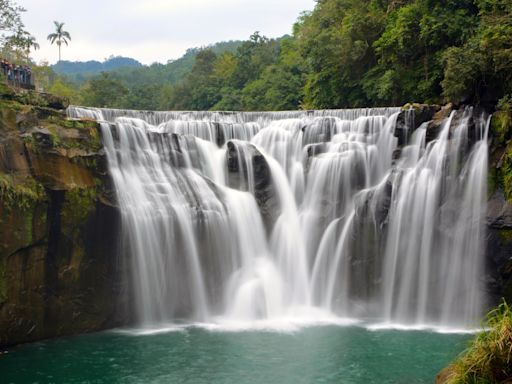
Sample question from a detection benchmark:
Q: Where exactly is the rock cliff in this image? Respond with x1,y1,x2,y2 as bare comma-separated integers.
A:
0,83,124,348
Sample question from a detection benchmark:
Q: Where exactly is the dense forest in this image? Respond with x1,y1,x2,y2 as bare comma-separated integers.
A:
52,56,143,80
35,0,512,112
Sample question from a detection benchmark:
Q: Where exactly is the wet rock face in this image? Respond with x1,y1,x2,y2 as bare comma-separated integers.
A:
486,108,512,306
0,88,124,348
226,140,278,230
302,117,336,145
395,104,440,146
486,192,512,306
426,104,453,143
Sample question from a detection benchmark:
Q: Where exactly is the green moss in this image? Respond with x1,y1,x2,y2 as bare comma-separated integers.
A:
61,187,97,229
22,134,35,145
499,229,512,243
0,174,47,211
0,98,22,112
36,119,102,152
445,301,512,384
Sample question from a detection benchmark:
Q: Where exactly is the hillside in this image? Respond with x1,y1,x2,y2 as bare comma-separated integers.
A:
52,56,143,82
52,40,244,87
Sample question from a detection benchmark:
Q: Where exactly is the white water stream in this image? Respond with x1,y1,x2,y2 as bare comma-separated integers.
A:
69,106,488,330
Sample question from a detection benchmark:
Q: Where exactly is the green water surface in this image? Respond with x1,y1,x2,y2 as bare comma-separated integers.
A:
0,325,470,384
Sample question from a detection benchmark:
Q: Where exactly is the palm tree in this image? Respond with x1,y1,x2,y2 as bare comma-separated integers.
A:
47,21,71,62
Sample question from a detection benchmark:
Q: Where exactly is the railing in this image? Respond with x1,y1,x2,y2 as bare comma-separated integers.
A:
1,58,35,90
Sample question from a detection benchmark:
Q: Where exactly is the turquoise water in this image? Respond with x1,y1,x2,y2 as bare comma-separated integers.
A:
1,325,470,384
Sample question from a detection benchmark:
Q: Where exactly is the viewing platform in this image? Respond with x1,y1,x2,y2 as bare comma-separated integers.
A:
0,58,35,90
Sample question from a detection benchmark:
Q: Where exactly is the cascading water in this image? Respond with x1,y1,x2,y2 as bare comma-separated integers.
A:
69,105,488,329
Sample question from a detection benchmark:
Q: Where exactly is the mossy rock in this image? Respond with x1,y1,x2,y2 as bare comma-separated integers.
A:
0,106,17,133
61,187,98,232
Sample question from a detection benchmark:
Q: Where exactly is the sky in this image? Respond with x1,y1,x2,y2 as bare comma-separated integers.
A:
17,0,316,65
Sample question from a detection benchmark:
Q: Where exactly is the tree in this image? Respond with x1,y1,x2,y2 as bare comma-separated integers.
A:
442,0,512,107
295,0,387,108
80,72,128,108
47,21,71,62
0,0,37,62
0,0,25,46
48,77,78,103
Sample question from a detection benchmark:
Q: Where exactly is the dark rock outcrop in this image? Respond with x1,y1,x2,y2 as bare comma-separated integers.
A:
226,140,278,230
486,107,512,305
0,84,124,348
302,117,336,145
426,103,453,142
395,103,440,145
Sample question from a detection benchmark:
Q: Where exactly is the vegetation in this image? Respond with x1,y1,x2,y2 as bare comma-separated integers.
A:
443,301,512,383
46,0,507,112
47,21,71,62
52,56,142,78
0,173,46,211
0,0,38,63
7,1,509,112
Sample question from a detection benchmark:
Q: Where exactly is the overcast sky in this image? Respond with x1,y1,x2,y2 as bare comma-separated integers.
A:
17,0,315,65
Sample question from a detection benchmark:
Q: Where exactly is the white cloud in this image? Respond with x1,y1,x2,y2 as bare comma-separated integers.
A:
16,0,315,65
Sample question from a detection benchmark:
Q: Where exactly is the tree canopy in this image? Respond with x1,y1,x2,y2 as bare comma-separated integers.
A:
0,0,38,63
42,0,511,112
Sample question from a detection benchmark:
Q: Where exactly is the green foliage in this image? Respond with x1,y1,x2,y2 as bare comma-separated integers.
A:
0,173,46,211
239,38,306,111
79,72,128,108
367,0,477,105
445,301,512,383
164,33,297,111
442,0,512,105
49,1,511,111
0,0,38,62
31,63,58,92
296,0,387,108
52,56,142,78
168,49,221,110
48,77,78,103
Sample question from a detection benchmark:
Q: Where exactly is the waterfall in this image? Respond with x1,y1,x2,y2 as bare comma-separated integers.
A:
69,105,488,329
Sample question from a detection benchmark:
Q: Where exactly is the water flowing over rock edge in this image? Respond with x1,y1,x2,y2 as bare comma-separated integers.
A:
68,104,507,332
